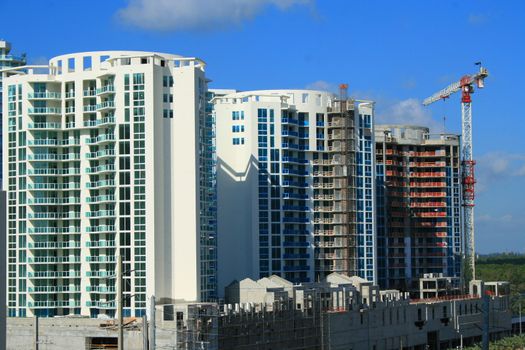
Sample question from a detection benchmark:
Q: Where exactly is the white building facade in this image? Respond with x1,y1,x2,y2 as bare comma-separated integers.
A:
214,90,376,294
2,51,217,318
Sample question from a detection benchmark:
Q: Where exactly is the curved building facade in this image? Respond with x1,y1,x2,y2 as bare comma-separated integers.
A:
1,50,216,317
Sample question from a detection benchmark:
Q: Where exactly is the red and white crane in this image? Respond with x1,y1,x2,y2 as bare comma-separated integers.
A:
423,65,489,282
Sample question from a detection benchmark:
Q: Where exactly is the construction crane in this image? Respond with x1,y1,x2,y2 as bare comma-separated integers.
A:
423,64,489,283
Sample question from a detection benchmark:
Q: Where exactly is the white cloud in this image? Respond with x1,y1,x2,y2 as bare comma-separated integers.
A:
375,98,442,132
468,13,488,25
117,0,313,31
476,152,525,192
305,80,338,93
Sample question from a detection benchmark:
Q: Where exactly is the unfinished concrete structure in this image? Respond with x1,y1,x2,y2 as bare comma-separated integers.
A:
6,273,512,350
375,125,462,293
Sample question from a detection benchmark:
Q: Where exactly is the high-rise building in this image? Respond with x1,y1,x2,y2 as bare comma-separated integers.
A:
1,50,216,318
1,40,26,186
214,90,376,293
375,125,462,292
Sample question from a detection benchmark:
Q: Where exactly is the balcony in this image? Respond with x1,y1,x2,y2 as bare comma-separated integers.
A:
86,256,116,263
28,167,80,176
86,149,115,159
86,286,116,293
86,179,115,189
86,225,116,233
86,164,115,174
27,153,80,161
86,195,115,204
86,133,115,144
83,104,97,112
86,301,115,308
28,241,80,249
27,107,62,115
83,89,96,97
28,256,81,264
28,286,81,293
282,156,308,164
28,226,80,234
86,240,115,248
27,92,61,100
27,122,61,129
28,270,81,278
86,271,114,278
28,138,80,147
65,106,75,114
282,180,308,188
28,211,80,220
96,85,115,95
86,210,115,218
27,182,80,190
96,100,115,111
28,197,80,205
83,116,116,128
28,301,81,308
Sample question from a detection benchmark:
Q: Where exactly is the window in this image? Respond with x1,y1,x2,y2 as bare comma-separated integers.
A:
302,93,308,103
83,56,92,71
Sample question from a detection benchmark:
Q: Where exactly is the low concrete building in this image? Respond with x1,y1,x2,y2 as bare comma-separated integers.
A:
7,273,512,350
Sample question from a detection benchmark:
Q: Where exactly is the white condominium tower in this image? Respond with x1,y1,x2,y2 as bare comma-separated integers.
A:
1,51,217,318
214,90,376,294
1,40,26,186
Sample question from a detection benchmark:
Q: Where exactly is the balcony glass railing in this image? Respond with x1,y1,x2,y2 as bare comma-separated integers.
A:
27,92,61,99
83,89,96,97
29,286,81,293
28,182,80,190
86,149,115,159
28,168,80,176
28,197,80,205
96,100,115,110
28,153,80,161
28,301,81,308
86,225,115,233
86,240,115,248
86,179,115,189
28,226,80,234
86,255,116,262
27,122,61,129
83,116,116,127
28,241,80,249
86,134,115,144
86,164,115,173
86,210,115,218
28,107,62,115
96,85,115,95
28,211,80,219
86,195,115,203
28,270,81,278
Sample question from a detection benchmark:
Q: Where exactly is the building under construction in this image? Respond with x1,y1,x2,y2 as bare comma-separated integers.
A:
313,93,375,282
375,125,462,293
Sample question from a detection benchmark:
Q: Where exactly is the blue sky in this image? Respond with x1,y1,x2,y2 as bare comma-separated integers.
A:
2,0,524,253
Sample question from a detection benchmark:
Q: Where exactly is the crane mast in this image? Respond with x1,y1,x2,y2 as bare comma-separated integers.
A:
423,66,488,284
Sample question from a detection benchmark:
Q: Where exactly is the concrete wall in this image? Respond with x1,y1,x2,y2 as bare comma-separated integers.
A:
6,317,179,350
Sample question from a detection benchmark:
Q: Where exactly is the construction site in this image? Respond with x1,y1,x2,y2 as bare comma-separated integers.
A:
5,273,512,350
